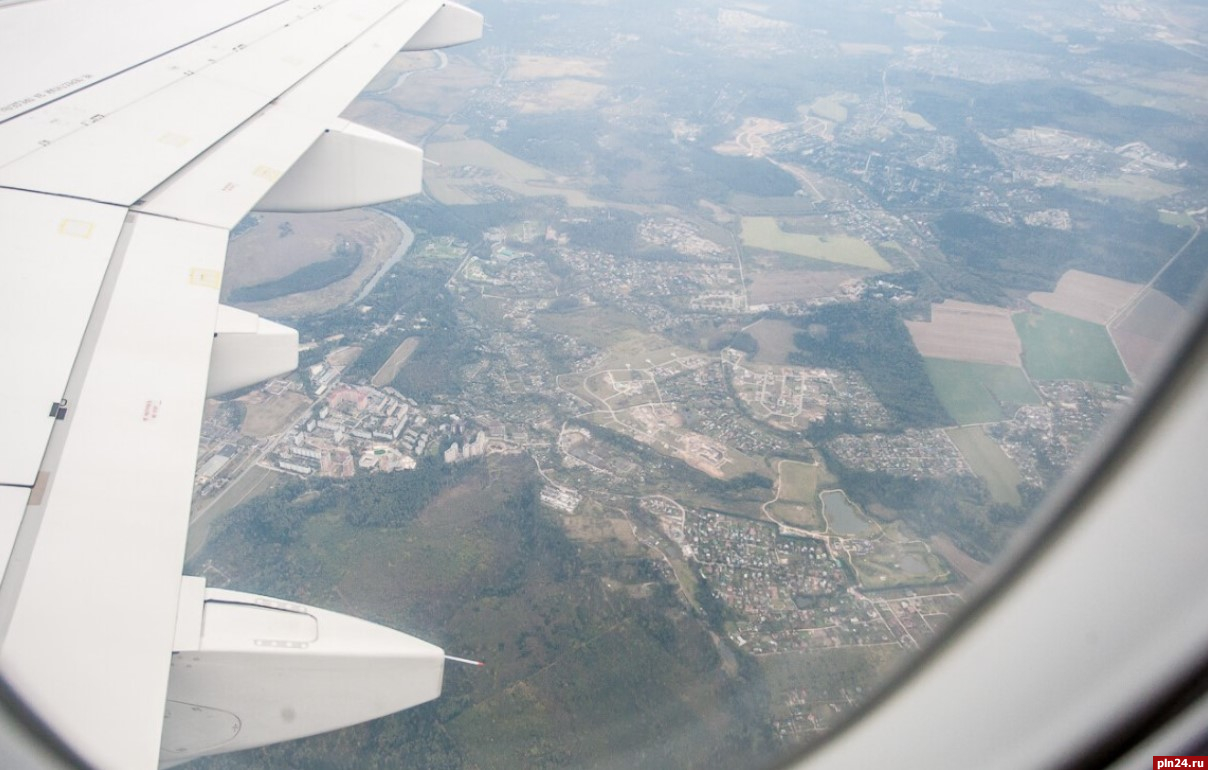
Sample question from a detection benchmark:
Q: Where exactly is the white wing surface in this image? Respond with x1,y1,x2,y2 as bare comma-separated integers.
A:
0,1,482,767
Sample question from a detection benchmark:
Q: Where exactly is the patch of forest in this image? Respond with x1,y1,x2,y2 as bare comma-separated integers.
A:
790,301,949,429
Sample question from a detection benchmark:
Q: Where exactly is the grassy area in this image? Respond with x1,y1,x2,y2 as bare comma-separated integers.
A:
1063,174,1184,202
740,217,891,270
947,426,1023,506
808,96,848,123
923,358,1040,424
425,139,607,208
1159,210,1197,228
238,391,312,438
769,502,823,529
745,318,799,364
1013,309,1131,384
533,305,648,349
760,645,904,729
851,540,950,589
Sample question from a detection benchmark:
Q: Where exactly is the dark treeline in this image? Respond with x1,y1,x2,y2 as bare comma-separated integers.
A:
934,206,1185,297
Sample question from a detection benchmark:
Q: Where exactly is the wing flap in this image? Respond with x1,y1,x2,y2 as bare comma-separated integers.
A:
0,488,28,584
0,214,226,770
0,190,127,487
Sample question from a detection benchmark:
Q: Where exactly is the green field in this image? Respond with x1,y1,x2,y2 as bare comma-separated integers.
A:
1013,310,1131,384
770,460,822,529
740,217,891,270
947,425,1024,506
850,539,950,589
923,358,1041,424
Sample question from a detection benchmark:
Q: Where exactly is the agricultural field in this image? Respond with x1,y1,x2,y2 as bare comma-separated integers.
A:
946,426,1024,507
923,359,1040,425
740,217,891,270
1014,310,1131,384
1027,269,1141,325
1110,288,1189,381
905,300,1023,367
424,139,607,208
746,268,863,305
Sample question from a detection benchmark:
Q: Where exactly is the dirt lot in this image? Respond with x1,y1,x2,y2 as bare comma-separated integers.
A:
905,300,1023,367
1028,269,1141,324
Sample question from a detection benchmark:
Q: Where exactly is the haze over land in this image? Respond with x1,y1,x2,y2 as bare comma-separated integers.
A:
192,0,1208,767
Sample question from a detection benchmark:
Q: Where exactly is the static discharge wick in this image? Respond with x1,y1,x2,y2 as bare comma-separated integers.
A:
445,655,485,667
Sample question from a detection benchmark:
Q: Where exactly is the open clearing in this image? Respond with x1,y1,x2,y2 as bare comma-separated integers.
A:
905,300,1023,367
929,533,987,582
425,139,607,208
1063,174,1184,202
747,268,862,305
511,79,607,113
1014,310,1131,384
237,390,311,438
740,217,891,270
371,337,420,388
807,96,848,123
506,55,607,80
924,358,1039,425
851,539,950,589
947,426,1023,506
769,460,822,529
1028,269,1141,324
224,209,405,317
745,318,800,364
1110,288,1190,381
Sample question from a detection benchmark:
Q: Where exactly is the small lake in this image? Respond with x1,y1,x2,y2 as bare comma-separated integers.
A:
820,490,870,536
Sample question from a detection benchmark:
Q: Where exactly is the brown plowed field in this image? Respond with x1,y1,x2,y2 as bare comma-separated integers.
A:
1028,269,1141,324
905,300,1023,366
1110,288,1189,381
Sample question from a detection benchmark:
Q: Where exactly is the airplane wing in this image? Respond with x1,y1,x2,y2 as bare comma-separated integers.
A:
0,1,482,767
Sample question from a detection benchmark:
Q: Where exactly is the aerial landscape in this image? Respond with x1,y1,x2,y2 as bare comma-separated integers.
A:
185,0,1208,767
